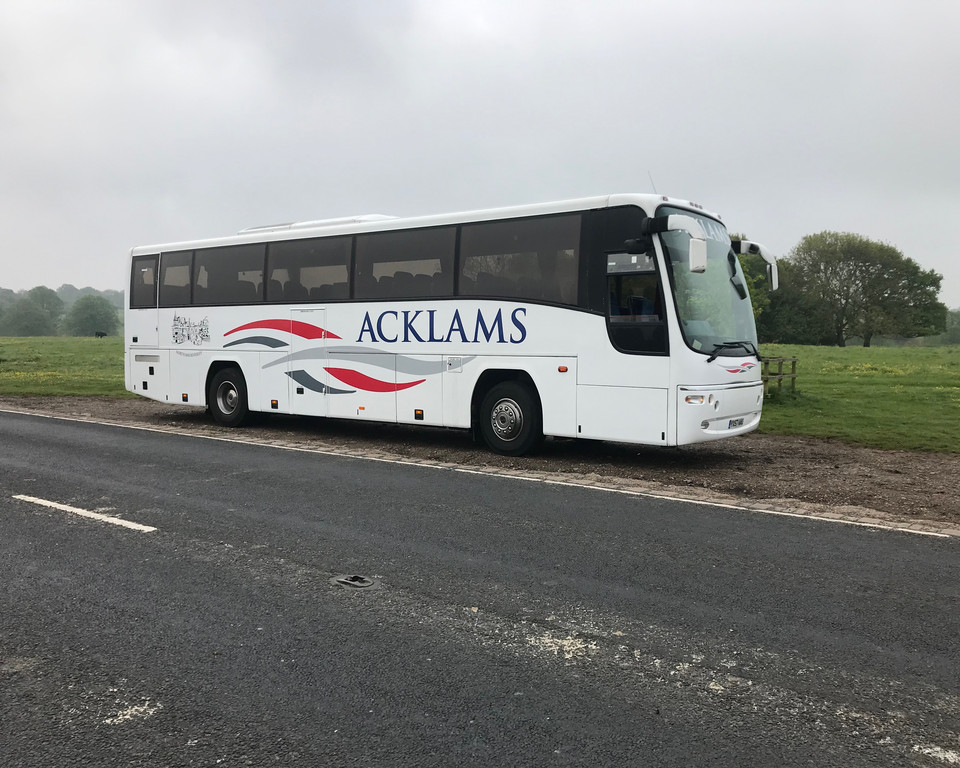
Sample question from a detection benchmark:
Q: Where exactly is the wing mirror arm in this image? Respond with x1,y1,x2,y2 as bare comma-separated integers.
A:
731,240,780,291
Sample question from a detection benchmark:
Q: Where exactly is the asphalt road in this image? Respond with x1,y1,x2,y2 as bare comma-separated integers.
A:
1,411,958,767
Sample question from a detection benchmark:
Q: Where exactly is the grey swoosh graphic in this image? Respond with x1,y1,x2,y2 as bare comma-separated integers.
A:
286,370,355,395
224,336,289,349
263,346,474,375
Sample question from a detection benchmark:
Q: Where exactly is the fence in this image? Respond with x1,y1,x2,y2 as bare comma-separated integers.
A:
762,356,798,395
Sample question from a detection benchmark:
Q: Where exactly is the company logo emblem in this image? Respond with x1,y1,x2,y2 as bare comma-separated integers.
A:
356,307,527,345
172,315,210,346
724,361,758,374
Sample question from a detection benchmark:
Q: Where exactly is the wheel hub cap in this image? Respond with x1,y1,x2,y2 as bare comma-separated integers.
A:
491,398,523,441
218,384,238,414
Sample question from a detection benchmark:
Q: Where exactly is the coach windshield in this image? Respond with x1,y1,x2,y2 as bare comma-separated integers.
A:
659,207,759,359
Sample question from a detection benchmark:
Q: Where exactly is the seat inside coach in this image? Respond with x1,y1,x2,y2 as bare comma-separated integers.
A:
284,282,309,301
267,279,284,301
393,271,415,294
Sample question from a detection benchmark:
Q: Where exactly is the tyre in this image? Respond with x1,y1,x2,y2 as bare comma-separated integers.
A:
208,367,248,427
479,381,543,456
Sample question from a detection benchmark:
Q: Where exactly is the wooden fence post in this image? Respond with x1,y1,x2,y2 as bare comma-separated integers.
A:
762,357,798,395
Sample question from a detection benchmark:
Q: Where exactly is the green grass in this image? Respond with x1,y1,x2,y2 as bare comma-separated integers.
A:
2,336,958,453
0,336,131,397
759,344,960,453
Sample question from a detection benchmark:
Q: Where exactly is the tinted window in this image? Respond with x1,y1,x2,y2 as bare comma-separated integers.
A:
267,237,351,302
354,227,456,300
606,251,667,354
459,214,580,304
158,250,193,307
130,255,158,308
193,244,265,305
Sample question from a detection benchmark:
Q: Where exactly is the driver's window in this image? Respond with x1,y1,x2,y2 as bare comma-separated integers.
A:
607,252,663,322
605,252,667,354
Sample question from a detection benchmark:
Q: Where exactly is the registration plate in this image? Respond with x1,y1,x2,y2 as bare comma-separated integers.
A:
728,417,744,429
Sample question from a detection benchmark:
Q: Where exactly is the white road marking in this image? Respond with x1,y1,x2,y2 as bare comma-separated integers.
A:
12,494,157,533
0,407,952,539
541,479,951,537
455,467,541,481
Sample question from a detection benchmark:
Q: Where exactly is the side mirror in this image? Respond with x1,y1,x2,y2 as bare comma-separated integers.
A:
689,237,707,273
765,262,779,291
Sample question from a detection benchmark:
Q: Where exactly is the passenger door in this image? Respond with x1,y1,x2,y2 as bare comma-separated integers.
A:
288,308,329,417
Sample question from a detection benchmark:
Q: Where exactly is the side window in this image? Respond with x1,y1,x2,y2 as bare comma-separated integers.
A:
267,237,351,302
130,255,158,308
608,253,663,320
354,227,456,300
158,250,193,307
459,214,580,304
193,244,265,305
606,251,667,354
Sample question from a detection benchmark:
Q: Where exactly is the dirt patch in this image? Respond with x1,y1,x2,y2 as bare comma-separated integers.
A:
2,395,957,527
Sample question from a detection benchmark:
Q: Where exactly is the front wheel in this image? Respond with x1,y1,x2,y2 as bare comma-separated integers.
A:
479,381,542,456
208,367,248,427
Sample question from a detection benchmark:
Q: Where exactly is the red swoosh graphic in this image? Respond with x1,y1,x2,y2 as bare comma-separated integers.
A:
324,367,425,393
224,320,341,340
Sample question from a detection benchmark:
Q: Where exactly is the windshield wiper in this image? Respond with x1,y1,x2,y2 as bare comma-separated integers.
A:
706,341,761,363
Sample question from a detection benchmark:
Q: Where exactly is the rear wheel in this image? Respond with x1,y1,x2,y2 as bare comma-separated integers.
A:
479,381,542,456
208,367,248,427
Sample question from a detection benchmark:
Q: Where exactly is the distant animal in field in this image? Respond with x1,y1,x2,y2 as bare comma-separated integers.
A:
95,331,107,338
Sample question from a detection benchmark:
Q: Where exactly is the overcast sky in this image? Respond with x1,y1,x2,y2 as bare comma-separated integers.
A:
2,0,958,307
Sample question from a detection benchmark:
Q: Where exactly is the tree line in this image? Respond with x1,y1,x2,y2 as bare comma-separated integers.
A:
739,231,951,347
0,285,122,337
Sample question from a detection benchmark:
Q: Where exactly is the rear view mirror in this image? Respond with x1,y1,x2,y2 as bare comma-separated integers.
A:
689,237,707,273
765,262,779,291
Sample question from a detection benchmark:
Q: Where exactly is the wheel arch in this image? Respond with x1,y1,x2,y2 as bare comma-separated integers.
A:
470,368,542,439
205,360,243,408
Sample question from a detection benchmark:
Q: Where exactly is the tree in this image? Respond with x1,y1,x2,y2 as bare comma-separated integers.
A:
787,232,946,347
753,259,834,344
101,289,124,310
56,284,123,310
0,287,16,310
0,288,16,331
0,297,59,336
734,238,834,345
57,284,84,305
62,295,120,337
24,286,65,327
929,308,960,345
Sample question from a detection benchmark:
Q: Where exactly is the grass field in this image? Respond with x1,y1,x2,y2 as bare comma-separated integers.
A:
0,336,131,397
759,344,960,453
1,337,958,453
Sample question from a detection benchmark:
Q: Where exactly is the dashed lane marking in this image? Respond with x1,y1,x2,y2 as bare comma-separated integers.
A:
12,494,157,533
